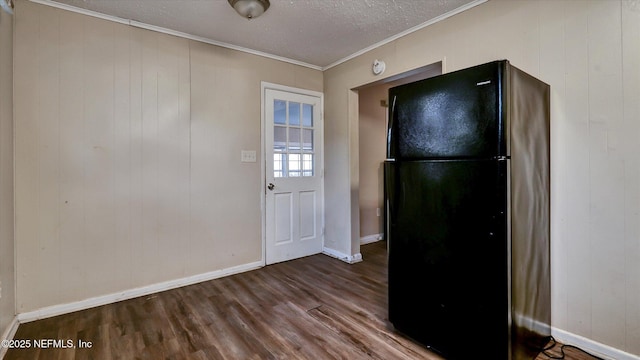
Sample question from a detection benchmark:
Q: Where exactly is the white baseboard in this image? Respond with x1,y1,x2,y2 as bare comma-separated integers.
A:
551,327,640,360
360,233,383,245
0,316,20,358
17,261,263,324
323,247,362,264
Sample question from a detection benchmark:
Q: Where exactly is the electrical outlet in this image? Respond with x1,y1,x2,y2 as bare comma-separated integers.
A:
0,280,2,299
376,208,381,217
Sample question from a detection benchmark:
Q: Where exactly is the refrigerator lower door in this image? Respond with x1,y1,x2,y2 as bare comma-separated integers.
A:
386,159,509,359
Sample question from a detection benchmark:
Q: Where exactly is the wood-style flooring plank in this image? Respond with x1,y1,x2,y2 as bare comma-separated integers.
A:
5,241,599,359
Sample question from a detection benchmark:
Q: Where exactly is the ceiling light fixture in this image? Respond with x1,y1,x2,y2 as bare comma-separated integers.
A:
0,0,14,15
228,0,270,19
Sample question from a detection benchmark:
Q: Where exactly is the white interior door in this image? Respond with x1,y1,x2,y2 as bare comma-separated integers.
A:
265,87,323,265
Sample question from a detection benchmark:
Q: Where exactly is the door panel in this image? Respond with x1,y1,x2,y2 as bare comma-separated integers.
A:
274,192,293,244
299,191,317,240
386,159,508,359
265,88,323,265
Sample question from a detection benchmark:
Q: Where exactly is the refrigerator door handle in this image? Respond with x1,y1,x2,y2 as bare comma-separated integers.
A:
387,95,397,158
384,165,394,244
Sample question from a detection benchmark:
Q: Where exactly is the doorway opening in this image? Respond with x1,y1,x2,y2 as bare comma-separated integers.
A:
353,61,443,251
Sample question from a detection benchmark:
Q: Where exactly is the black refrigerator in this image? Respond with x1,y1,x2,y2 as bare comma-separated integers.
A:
385,60,551,360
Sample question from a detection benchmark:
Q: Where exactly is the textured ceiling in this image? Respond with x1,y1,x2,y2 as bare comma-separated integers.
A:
43,0,485,69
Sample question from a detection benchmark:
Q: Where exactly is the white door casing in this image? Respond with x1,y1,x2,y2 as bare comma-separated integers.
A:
263,84,324,265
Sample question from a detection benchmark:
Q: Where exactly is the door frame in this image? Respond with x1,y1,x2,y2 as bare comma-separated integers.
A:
260,82,325,265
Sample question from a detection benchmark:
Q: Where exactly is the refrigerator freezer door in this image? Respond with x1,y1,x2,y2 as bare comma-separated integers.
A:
386,159,509,359
388,60,507,160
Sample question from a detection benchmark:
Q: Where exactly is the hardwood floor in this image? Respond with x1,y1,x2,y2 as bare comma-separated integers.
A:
5,241,599,360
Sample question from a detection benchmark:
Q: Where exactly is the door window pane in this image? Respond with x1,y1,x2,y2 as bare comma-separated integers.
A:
274,153,286,178
302,104,313,127
302,154,313,176
288,153,301,177
274,100,286,124
289,102,300,126
289,128,301,151
302,129,313,151
274,126,286,152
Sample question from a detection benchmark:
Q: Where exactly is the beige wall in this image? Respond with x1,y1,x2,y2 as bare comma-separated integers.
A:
357,85,386,239
324,0,640,356
0,6,15,336
13,1,322,313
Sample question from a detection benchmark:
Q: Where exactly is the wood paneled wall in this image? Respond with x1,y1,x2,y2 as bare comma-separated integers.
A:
323,0,640,357
13,1,322,313
0,5,15,337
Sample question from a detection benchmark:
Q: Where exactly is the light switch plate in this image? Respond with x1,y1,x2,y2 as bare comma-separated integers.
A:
241,150,257,163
